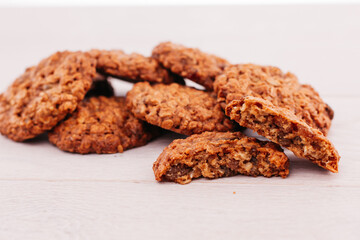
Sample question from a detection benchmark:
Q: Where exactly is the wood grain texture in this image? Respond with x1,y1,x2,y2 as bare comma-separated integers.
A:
0,5,359,240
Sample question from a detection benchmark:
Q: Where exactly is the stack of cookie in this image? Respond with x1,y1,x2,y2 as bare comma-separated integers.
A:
0,42,340,185
0,51,167,154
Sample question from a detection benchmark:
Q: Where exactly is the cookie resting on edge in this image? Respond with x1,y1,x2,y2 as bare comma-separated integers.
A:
214,64,334,135
0,51,96,141
126,82,236,135
225,96,340,173
48,96,160,154
152,41,229,91
89,49,183,84
153,131,289,184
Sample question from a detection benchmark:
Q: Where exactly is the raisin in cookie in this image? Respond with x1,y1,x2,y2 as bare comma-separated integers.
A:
214,64,333,135
225,96,340,172
152,42,229,91
0,51,96,141
48,96,160,154
126,82,236,135
153,131,289,184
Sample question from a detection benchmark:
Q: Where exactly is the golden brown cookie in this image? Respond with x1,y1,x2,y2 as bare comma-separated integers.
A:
152,42,229,91
0,51,96,141
126,82,236,135
214,64,333,135
48,96,160,154
153,131,289,184
225,96,340,173
89,49,182,84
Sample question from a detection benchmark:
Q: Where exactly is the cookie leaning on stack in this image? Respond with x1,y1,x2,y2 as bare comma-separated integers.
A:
213,64,339,172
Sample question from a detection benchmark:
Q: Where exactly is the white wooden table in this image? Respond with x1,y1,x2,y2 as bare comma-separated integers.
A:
0,5,359,240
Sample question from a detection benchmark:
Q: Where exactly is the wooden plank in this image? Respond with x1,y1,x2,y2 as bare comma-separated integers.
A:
0,181,359,240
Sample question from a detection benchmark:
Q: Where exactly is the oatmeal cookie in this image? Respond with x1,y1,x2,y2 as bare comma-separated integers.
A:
225,96,340,172
48,96,160,154
0,51,96,141
85,73,114,98
152,42,229,91
126,82,236,135
214,64,334,135
153,131,289,184
89,49,182,84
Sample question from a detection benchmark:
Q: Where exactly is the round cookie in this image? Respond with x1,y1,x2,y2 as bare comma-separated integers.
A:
0,51,96,141
214,64,334,135
126,82,236,135
89,49,183,84
48,96,159,154
152,41,229,91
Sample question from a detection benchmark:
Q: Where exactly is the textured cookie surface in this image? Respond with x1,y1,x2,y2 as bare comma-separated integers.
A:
153,131,289,184
89,49,182,84
48,96,159,154
0,51,96,141
126,82,236,135
214,64,334,135
152,42,229,90
225,96,339,172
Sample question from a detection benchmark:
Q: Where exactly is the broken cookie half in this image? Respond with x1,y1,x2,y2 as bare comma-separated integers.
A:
153,131,289,184
225,96,340,173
